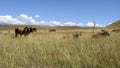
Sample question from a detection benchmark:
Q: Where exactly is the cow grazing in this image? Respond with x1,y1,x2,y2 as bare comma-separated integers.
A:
92,30,110,38
49,29,56,32
15,27,31,37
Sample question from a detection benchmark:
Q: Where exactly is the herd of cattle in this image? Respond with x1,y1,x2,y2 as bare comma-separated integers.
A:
14,26,120,38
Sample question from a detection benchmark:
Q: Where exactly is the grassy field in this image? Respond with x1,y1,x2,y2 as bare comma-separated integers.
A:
0,26,120,68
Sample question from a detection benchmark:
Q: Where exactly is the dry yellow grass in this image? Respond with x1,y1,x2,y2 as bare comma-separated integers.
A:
0,28,120,68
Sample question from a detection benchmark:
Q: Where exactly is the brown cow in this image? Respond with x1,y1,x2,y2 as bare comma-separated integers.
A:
92,30,110,38
112,28,120,32
15,27,31,37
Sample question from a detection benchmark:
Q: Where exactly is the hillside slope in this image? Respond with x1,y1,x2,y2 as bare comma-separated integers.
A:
106,20,120,28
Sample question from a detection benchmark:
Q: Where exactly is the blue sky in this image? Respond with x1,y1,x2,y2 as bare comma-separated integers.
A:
0,0,119,27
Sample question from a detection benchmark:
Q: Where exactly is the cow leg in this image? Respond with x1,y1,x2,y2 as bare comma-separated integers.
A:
20,33,22,36
15,28,18,37
15,33,18,37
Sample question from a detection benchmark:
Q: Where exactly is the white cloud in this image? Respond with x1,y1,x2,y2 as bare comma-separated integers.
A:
0,15,24,25
37,21,49,26
16,14,32,21
96,24,103,27
35,15,40,18
37,21,83,26
76,23,84,26
38,21,46,25
49,21,63,26
63,22,83,26
0,14,103,27
85,22,94,27
63,22,76,26
108,22,112,25
85,22,103,27
36,21,63,26
16,14,38,25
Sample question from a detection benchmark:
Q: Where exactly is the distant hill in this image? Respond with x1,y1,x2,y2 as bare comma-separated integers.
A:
0,25,103,30
54,26,81,30
0,25,82,30
0,25,50,30
106,20,120,28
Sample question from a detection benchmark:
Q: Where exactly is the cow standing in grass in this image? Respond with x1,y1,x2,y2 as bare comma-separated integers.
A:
15,27,37,37
15,27,30,37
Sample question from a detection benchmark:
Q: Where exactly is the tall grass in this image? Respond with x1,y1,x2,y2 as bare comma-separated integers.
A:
0,29,120,68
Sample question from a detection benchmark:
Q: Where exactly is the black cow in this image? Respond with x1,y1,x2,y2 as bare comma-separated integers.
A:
32,28,37,32
29,27,37,32
49,29,56,32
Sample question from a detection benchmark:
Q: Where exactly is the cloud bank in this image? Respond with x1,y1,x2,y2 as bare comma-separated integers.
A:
85,22,103,27
0,14,103,27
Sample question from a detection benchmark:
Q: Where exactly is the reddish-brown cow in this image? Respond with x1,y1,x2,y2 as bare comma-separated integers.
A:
92,30,110,38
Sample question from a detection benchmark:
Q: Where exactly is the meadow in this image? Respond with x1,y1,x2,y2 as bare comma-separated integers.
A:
0,26,120,68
